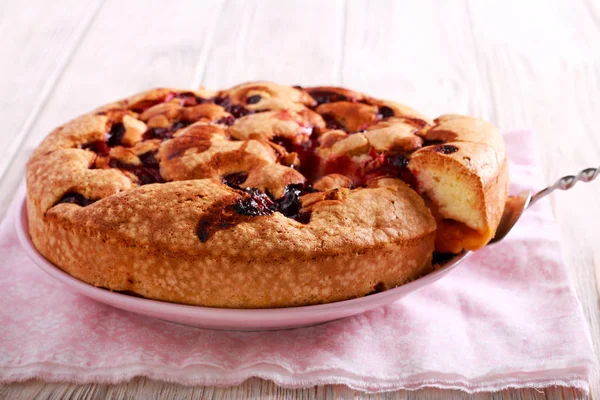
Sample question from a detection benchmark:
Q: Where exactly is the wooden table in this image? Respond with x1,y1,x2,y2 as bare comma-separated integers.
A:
1,0,598,398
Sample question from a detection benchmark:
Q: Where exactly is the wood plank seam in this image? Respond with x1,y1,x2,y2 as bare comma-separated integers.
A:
337,0,347,85
190,0,225,89
464,0,498,123
0,0,107,181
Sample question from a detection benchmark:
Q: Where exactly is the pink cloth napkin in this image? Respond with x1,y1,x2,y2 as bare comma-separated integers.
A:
0,130,596,393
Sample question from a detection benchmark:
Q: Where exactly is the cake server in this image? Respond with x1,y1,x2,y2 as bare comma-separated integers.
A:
489,166,599,245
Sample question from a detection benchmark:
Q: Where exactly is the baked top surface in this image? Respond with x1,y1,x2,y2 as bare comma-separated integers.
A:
24,81,509,307
26,81,506,269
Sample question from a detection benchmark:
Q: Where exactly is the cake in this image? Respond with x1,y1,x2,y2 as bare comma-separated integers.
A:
26,82,508,308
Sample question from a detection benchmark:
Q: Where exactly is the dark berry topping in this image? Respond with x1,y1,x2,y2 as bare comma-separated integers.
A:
296,137,320,182
378,106,395,119
107,123,126,147
175,92,205,106
322,113,345,130
133,167,163,185
196,184,315,242
142,120,190,141
55,192,95,207
226,104,252,119
222,173,248,189
170,120,190,133
109,151,163,185
216,115,236,126
276,184,314,223
196,212,238,243
309,91,348,106
278,185,302,219
272,137,295,153
143,127,170,140
246,95,262,105
82,140,110,156
435,144,459,154
386,154,409,168
197,222,209,242
213,96,230,107
271,136,319,181
233,188,277,216
294,211,312,224
138,151,160,169
325,118,344,131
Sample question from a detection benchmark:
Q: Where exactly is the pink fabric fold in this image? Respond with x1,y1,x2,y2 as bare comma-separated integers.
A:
0,130,595,393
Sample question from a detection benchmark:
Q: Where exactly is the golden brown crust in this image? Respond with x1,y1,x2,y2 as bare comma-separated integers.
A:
27,181,436,307
408,115,509,252
26,82,507,308
219,81,316,111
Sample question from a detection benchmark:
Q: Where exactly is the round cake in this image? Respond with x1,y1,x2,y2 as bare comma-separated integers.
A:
26,82,509,308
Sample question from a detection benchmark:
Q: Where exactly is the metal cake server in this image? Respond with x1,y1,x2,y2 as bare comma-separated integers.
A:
437,166,599,271
489,166,600,245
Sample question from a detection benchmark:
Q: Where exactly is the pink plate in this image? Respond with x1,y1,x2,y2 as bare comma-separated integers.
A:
16,197,470,331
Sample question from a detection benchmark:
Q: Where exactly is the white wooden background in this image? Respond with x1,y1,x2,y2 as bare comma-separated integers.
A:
0,0,599,398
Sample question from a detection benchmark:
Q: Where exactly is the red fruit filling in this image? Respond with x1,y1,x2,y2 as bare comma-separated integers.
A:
108,151,163,185
55,192,95,207
232,188,277,217
82,140,110,157
272,135,320,182
322,114,345,130
222,173,248,188
322,151,417,189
